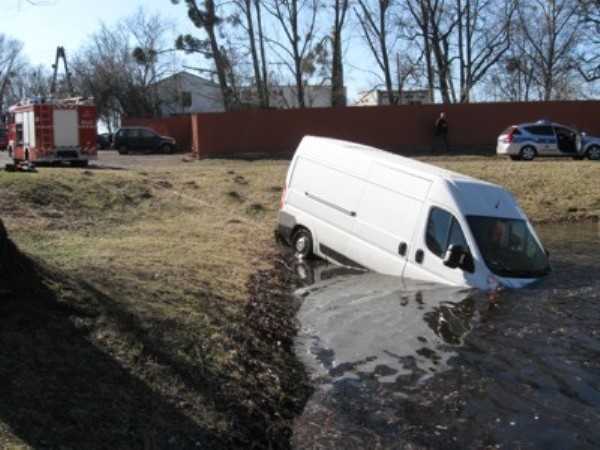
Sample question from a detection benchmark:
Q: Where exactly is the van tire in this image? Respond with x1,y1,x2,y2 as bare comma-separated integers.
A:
292,228,313,259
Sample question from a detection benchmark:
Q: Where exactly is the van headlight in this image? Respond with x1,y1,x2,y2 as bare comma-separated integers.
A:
487,276,505,292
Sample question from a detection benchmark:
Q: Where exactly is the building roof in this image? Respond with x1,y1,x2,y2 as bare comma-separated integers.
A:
153,71,219,88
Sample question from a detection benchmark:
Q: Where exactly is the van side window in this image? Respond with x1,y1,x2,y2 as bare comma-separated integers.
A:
426,207,468,258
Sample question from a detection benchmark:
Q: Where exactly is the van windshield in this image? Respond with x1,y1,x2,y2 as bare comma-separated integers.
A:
467,216,550,278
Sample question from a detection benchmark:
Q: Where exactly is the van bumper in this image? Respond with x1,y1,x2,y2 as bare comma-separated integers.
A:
277,211,296,245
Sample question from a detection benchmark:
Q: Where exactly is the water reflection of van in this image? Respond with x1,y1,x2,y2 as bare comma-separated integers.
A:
294,271,480,383
277,136,551,291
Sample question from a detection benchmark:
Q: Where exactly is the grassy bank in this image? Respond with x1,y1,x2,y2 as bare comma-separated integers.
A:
0,157,598,448
424,156,599,222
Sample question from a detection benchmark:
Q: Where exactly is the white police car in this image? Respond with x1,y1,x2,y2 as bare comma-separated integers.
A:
496,120,600,161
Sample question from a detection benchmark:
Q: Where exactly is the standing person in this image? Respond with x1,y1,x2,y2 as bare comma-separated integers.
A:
433,112,450,152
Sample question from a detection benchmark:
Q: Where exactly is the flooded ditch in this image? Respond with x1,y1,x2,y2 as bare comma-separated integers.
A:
290,222,599,448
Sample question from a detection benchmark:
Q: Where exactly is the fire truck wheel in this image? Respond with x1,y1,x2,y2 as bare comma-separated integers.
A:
118,145,129,155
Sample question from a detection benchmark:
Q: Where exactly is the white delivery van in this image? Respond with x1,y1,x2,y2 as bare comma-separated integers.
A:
277,136,551,291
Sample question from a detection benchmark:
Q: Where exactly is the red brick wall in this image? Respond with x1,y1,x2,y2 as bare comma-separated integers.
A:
126,101,600,157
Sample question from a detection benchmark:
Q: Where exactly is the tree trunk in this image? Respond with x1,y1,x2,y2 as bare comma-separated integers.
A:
254,0,270,107
244,0,268,108
330,0,348,107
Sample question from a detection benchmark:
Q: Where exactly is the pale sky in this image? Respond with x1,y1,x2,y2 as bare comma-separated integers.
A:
3,0,370,101
3,0,194,68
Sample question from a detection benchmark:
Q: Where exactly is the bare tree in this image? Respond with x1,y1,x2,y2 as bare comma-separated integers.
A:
0,35,24,112
2,65,52,111
503,56,536,101
576,0,600,81
254,0,270,105
517,0,581,100
231,0,270,107
263,0,320,108
12,65,52,101
172,0,236,110
455,0,515,102
401,0,436,101
330,0,350,106
404,0,457,103
355,0,400,103
8,0,56,9
73,8,175,125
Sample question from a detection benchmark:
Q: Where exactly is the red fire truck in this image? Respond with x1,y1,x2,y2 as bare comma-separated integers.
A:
7,97,97,167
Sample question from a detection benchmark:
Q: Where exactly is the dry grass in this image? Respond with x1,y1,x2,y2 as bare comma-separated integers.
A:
0,156,597,448
418,156,599,222
0,161,297,448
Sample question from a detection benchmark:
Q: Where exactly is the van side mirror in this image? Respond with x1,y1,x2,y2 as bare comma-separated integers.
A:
443,245,474,272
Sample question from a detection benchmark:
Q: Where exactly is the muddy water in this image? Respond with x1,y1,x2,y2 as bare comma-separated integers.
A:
291,222,599,448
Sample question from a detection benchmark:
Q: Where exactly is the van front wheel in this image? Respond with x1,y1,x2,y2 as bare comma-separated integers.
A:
292,228,313,259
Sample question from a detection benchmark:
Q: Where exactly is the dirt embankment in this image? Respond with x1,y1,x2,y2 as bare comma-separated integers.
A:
0,218,311,448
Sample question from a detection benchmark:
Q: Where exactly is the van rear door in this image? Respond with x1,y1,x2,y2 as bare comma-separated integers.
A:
286,155,365,259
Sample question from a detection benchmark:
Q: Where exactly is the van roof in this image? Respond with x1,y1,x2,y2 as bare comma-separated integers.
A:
296,135,523,219
297,135,475,182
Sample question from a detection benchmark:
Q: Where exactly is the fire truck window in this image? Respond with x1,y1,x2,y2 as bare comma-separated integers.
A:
16,124,23,145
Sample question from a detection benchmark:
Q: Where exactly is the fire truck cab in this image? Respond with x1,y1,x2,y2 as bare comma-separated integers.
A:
7,97,97,167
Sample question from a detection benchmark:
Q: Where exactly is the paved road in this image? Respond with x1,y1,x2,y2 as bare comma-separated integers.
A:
0,149,195,171
94,150,196,170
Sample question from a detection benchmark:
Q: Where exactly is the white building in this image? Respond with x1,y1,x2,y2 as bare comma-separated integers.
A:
153,71,224,116
238,84,337,108
355,89,431,106
153,71,340,113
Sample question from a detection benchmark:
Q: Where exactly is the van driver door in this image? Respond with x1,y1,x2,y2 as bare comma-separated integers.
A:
404,206,477,287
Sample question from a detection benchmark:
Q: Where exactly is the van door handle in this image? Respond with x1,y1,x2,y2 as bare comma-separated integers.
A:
398,242,407,256
415,249,424,264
